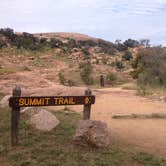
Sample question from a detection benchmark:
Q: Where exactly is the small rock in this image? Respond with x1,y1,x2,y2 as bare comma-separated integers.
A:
73,120,110,148
29,109,60,131
21,107,40,116
0,95,11,108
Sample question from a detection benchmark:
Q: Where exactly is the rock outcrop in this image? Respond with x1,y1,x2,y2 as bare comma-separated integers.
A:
73,120,110,148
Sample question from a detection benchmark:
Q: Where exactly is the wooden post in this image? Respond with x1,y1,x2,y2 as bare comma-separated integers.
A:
11,85,21,146
100,75,104,87
83,88,92,120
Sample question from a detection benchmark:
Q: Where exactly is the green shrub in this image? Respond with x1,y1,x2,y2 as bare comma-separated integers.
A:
123,39,139,48
106,73,117,84
115,60,124,69
58,72,66,85
58,72,75,86
122,51,133,61
80,61,94,85
0,41,7,49
67,80,75,86
19,66,31,71
131,48,166,87
81,48,90,60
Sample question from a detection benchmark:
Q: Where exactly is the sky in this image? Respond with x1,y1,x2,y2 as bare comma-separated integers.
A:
0,0,166,45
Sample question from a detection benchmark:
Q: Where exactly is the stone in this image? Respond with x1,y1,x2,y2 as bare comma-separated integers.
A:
28,109,60,131
0,95,11,108
73,120,110,148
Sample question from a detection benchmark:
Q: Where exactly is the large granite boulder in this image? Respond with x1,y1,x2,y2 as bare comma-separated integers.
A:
73,120,110,148
22,108,60,131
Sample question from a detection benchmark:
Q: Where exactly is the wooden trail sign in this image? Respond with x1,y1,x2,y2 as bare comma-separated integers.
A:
9,96,95,108
9,85,95,146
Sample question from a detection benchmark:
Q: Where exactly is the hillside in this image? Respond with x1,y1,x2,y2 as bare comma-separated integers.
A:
34,32,98,41
0,28,166,97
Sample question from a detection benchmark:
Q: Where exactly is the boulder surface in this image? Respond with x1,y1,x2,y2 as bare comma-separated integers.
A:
73,120,110,148
0,95,11,108
28,109,60,131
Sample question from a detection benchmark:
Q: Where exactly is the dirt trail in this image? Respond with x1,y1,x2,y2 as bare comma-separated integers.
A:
47,87,166,157
90,88,166,157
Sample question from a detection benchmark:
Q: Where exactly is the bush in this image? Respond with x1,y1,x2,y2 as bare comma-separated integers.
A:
58,72,75,86
81,48,90,60
116,43,128,51
122,51,133,61
115,60,124,69
67,80,75,86
131,48,166,87
0,28,14,39
0,41,7,48
58,72,66,85
106,73,117,85
123,39,139,48
50,38,63,48
80,61,94,85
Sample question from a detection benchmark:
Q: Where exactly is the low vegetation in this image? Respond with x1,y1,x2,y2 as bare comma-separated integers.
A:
58,72,75,86
106,72,117,85
1,27,166,96
122,50,133,61
131,47,166,95
79,61,94,85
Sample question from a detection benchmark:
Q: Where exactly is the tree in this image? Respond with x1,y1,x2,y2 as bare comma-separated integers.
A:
116,43,128,51
140,39,150,48
115,60,124,69
80,61,93,85
131,48,166,87
115,39,121,44
0,28,14,39
123,39,139,48
50,38,63,48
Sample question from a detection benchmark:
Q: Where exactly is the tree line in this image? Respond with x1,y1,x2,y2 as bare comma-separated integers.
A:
0,28,148,53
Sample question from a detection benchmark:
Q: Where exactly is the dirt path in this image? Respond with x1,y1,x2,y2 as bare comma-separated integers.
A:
90,88,166,157
47,87,166,157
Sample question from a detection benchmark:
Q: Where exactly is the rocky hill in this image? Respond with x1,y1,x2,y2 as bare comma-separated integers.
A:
2,27,165,96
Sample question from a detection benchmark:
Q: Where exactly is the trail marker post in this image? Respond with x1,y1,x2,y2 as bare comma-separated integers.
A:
83,88,92,120
100,75,104,87
11,85,21,146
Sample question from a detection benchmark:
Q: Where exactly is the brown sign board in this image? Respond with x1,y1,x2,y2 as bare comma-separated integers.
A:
9,96,95,108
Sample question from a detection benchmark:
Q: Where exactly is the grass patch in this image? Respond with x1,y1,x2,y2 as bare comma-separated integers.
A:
19,66,31,71
137,86,166,98
0,107,166,166
0,68,17,75
121,82,138,90
0,92,5,100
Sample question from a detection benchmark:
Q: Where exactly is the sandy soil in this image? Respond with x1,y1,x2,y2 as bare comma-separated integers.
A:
91,88,166,157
